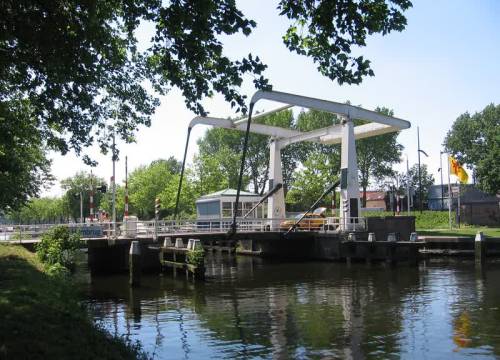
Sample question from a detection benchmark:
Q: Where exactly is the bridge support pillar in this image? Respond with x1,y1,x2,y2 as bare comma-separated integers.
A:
268,139,286,229
339,118,361,231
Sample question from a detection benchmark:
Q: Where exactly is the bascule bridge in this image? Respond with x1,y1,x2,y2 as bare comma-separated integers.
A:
177,90,411,231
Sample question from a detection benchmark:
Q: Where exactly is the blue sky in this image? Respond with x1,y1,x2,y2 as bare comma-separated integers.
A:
44,0,500,196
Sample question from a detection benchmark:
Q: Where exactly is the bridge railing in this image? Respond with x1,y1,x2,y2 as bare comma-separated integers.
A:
0,216,368,241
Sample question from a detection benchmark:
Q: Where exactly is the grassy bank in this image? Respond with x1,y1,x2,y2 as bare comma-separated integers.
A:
418,228,500,237
0,244,147,360
363,210,458,229
363,210,499,237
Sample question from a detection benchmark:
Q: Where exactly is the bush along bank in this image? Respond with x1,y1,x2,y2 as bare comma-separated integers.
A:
0,226,149,360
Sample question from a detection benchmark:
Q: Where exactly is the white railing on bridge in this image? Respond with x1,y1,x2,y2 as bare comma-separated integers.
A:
0,217,367,242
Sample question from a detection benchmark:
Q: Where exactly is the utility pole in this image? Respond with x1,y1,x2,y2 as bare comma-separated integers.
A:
447,154,452,229
90,169,94,222
417,126,422,213
417,127,429,213
124,155,129,218
112,130,117,237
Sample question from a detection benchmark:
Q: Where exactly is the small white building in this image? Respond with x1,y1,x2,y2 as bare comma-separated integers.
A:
196,189,266,222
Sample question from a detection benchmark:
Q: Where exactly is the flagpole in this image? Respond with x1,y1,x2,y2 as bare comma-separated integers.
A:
447,155,452,230
457,181,461,228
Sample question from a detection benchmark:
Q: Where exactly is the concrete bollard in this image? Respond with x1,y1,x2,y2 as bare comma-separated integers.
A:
193,239,202,250
409,232,418,242
368,233,376,242
475,231,486,264
163,237,173,247
348,233,356,241
187,239,202,251
387,233,397,242
175,238,184,248
129,241,141,286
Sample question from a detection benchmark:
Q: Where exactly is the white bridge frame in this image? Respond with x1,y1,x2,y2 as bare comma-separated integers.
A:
188,90,411,231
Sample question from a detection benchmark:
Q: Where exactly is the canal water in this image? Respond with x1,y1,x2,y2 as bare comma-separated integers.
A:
85,255,500,359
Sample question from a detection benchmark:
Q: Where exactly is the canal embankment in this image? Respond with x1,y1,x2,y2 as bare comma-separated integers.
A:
0,244,148,360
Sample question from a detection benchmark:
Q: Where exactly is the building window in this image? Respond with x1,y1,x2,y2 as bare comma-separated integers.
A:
243,202,254,218
256,204,264,218
235,202,243,217
222,202,232,218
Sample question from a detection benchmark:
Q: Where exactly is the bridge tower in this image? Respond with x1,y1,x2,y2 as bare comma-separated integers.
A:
339,117,361,231
268,139,286,225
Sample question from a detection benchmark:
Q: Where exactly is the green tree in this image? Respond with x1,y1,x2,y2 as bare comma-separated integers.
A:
280,0,412,85
99,185,125,221
7,197,66,224
406,164,435,209
286,109,342,209
286,153,339,211
159,171,198,218
125,159,188,219
444,104,500,194
1,0,412,208
356,107,403,206
195,110,297,195
61,172,106,222
0,100,52,211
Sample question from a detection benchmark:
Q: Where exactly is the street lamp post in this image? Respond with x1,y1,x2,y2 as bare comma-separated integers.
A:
438,151,445,210
417,127,429,213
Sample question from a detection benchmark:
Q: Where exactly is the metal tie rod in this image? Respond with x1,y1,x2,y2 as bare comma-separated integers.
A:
242,183,283,219
285,179,340,236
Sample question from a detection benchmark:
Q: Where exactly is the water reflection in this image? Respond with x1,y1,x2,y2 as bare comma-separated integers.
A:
86,255,500,359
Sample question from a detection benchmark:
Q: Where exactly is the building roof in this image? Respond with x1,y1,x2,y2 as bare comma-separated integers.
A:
197,188,260,201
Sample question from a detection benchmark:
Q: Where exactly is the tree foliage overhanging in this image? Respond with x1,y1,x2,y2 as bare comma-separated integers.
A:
0,0,412,210
1,0,412,156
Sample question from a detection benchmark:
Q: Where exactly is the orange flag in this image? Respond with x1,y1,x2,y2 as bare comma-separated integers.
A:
449,156,469,184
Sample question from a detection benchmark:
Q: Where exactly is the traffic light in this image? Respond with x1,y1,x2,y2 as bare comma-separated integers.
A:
155,198,161,219
342,198,349,213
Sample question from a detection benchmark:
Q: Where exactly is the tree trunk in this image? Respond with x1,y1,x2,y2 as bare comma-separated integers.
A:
362,186,367,208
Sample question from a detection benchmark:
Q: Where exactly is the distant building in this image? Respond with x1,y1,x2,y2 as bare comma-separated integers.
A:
459,186,499,226
361,191,387,210
427,184,499,226
196,189,266,221
428,185,450,210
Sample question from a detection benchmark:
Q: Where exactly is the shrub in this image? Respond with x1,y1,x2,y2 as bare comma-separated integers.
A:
46,262,71,278
186,248,205,267
36,226,82,272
